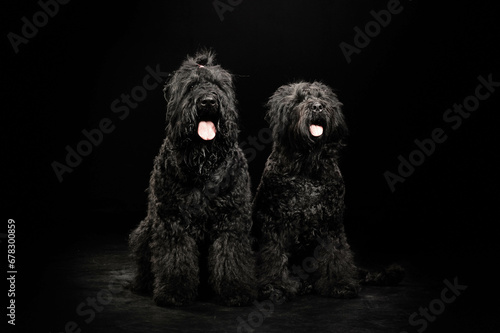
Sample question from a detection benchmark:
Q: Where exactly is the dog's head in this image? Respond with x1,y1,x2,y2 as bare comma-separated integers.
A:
163,50,239,145
266,81,347,153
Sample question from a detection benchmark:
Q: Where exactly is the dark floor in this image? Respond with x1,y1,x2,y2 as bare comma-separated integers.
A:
15,231,496,333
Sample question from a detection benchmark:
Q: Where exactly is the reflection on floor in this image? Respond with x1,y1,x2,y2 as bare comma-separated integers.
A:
18,233,491,333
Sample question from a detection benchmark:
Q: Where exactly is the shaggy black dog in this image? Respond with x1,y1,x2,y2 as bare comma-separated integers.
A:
253,82,402,301
129,51,256,307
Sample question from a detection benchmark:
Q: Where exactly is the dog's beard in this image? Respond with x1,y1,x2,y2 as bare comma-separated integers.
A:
177,104,231,145
168,97,223,143
168,103,237,178
275,105,341,177
290,105,336,149
176,84,226,142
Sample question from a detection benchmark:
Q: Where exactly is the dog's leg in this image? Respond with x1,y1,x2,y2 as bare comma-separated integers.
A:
206,154,257,306
257,233,300,301
208,230,257,306
128,218,153,293
314,233,360,298
149,217,200,306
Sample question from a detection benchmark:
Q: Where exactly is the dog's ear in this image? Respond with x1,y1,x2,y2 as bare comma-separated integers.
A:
163,84,169,102
265,85,294,141
162,72,175,101
265,90,281,127
265,85,289,124
332,104,348,141
326,89,348,141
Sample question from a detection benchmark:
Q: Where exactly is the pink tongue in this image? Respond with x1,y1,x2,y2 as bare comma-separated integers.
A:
198,121,216,140
310,125,323,137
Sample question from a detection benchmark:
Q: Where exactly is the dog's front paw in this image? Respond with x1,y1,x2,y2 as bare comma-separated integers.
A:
259,282,297,303
215,282,257,307
315,279,360,298
217,291,256,307
298,280,314,295
128,280,151,295
153,291,195,307
153,283,197,307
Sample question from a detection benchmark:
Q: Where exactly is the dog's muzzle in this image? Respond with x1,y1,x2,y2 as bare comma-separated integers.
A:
309,102,325,137
196,94,219,141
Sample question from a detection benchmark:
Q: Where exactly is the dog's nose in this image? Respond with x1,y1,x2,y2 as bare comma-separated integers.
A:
311,102,324,112
199,96,217,108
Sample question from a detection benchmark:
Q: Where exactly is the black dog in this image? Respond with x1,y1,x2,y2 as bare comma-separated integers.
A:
253,82,402,301
129,51,256,306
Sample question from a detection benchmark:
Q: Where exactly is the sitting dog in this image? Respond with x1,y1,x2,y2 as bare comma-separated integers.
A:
129,51,256,306
253,81,402,301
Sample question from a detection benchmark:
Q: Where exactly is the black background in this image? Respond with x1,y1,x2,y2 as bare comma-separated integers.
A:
2,0,499,331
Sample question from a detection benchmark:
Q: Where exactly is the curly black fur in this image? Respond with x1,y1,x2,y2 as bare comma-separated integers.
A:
253,82,402,301
129,51,256,307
